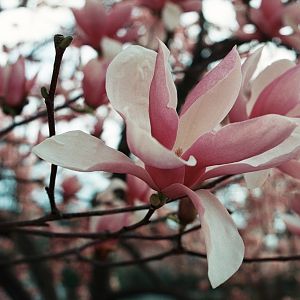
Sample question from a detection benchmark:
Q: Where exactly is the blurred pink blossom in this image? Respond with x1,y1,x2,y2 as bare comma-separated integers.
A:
137,0,201,48
61,176,82,200
235,0,300,50
72,0,137,52
0,57,37,115
82,59,108,109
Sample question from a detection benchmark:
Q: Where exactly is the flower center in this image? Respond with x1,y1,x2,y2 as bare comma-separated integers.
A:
175,147,183,157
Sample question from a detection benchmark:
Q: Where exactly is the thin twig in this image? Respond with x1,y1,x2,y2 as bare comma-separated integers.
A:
0,203,150,229
42,34,73,215
11,224,201,240
0,175,235,229
79,249,300,269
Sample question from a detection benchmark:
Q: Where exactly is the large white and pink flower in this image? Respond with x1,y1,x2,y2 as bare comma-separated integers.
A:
33,41,300,288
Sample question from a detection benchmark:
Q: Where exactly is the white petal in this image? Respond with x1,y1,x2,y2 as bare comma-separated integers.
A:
106,45,156,132
202,123,300,181
32,130,157,189
197,190,244,288
175,47,242,151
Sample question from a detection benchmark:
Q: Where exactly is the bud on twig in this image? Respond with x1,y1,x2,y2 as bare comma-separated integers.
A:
41,87,49,99
150,192,167,209
59,36,73,49
54,34,73,51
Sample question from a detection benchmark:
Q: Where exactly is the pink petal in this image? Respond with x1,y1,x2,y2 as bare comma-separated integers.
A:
175,47,242,151
32,130,158,190
106,45,156,132
179,0,201,12
0,66,5,96
149,40,178,149
260,0,282,20
199,125,300,183
254,0,282,33
229,47,263,122
6,57,26,107
286,103,300,117
127,174,153,205
183,164,206,188
82,59,107,108
250,63,300,118
72,0,107,48
145,165,185,190
182,115,295,188
282,3,300,31
280,33,300,51
196,190,244,288
278,159,300,179
290,193,300,215
138,0,166,11
247,59,295,116
184,115,296,168
106,2,133,37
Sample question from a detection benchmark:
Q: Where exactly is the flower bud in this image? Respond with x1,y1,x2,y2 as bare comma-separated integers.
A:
178,198,197,225
150,192,167,208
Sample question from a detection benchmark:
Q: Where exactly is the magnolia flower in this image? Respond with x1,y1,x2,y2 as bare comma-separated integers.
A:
137,0,200,48
61,176,82,200
236,0,300,50
33,41,300,288
72,0,137,52
0,57,36,115
138,0,201,31
82,59,108,108
229,47,300,185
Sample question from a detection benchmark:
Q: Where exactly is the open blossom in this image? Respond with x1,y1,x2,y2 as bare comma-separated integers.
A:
72,0,137,52
138,0,201,31
33,41,300,288
229,47,300,185
0,57,36,115
235,0,300,50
